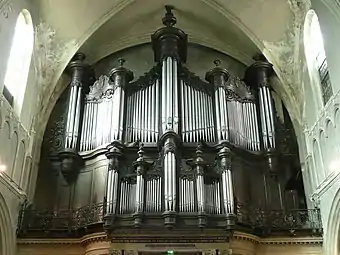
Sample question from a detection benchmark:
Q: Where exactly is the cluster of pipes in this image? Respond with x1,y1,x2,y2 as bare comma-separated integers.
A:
60,6,277,227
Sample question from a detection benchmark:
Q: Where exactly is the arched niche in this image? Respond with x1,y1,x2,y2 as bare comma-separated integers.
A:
0,122,17,177
3,9,34,115
324,188,340,254
13,140,26,185
312,138,324,182
0,192,16,255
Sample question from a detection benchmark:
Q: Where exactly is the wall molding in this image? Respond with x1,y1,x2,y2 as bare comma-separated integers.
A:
17,231,323,246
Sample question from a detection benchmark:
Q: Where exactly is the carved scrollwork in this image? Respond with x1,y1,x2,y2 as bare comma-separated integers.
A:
87,75,119,101
224,75,251,102
120,175,137,184
128,66,160,93
181,67,212,94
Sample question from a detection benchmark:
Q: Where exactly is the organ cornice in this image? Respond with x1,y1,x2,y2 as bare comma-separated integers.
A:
17,231,323,246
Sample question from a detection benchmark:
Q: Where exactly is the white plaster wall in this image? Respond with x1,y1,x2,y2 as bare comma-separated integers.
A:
300,1,340,253
0,0,39,253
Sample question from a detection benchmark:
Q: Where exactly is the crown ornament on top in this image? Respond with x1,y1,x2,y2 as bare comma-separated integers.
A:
213,59,222,67
118,58,126,67
163,5,177,27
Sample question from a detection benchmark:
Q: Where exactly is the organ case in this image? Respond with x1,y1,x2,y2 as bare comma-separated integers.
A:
36,6,306,238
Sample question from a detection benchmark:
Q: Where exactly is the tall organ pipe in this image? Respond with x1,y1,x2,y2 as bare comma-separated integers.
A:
58,53,93,184
245,56,278,174
151,5,188,228
64,53,88,150
194,144,207,227
104,143,123,220
205,60,230,143
108,58,134,141
218,145,236,229
133,143,148,226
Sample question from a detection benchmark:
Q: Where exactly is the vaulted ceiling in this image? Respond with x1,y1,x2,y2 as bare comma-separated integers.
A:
33,0,310,136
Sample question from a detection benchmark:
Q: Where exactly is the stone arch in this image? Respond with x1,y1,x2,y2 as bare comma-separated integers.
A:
0,192,15,255
312,138,324,182
324,188,340,254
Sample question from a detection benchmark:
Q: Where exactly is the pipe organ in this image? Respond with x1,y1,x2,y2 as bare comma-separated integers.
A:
46,6,305,237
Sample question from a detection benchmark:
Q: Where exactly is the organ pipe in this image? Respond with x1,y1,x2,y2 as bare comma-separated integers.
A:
206,60,230,143
104,143,123,216
245,55,278,174
132,143,151,226
195,144,206,213
79,60,133,151
245,57,275,150
58,53,93,184
65,53,88,150
125,79,159,144
195,144,207,227
151,5,188,228
218,145,236,229
109,58,134,141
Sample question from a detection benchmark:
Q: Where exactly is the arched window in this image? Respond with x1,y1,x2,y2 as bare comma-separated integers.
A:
3,10,33,114
304,10,333,105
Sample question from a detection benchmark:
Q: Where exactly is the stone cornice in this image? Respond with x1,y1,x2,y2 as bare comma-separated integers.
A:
0,173,27,200
311,171,340,202
259,237,323,245
16,238,81,245
80,232,108,245
17,232,323,246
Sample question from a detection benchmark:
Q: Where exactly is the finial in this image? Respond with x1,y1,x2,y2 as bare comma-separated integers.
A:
163,5,176,27
73,52,86,62
253,53,267,62
213,59,221,67
137,142,144,161
196,143,203,159
118,58,125,67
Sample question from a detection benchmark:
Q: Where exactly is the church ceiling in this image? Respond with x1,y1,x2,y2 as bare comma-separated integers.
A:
32,0,310,134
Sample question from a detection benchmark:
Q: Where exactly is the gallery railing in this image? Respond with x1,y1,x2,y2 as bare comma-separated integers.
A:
17,202,322,237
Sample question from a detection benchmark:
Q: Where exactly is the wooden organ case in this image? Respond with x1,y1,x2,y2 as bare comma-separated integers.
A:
31,6,313,244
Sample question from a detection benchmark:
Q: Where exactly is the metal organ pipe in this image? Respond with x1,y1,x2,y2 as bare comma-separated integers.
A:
245,58,275,151
105,144,122,215
78,60,133,151
133,144,148,224
64,53,89,150
125,79,159,143
151,5,188,227
195,145,206,214
218,146,234,215
205,60,230,143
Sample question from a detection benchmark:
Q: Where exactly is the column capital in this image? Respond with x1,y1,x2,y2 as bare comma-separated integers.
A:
244,54,274,89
